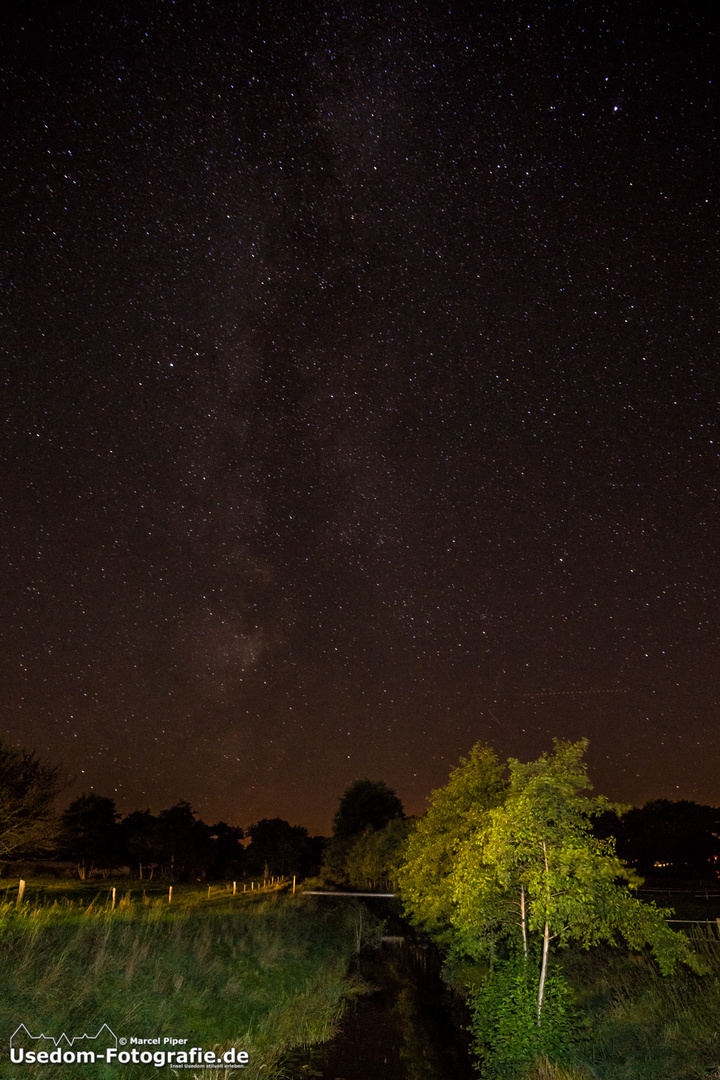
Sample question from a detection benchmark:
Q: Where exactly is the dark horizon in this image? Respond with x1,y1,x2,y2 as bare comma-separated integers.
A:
2,2,718,837
51,730,720,840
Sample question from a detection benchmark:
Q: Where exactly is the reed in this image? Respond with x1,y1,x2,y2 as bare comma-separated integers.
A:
561,926,720,1080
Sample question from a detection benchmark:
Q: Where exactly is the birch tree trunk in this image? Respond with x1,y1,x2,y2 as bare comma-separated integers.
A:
537,838,551,1022
520,882,528,959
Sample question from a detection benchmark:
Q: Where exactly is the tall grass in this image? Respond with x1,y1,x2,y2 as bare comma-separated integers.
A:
521,1057,591,1080
561,927,720,1080
0,890,367,1079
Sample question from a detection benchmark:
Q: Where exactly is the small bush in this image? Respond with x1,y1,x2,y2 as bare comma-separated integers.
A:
468,953,580,1080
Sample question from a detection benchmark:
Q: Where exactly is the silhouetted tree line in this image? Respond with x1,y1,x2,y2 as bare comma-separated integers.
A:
52,794,325,882
1,738,718,886
318,781,720,889
596,799,720,879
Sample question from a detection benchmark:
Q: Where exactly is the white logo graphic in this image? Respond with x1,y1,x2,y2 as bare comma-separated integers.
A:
8,1027,249,1068
10,1023,118,1051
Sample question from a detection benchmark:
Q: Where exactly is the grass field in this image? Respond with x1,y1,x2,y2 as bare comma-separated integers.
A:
505,887,720,1080
559,923,720,1080
0,880,369,1079
6,878,719,1079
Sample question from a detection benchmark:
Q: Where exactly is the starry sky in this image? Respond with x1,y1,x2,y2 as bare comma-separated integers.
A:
1,2,718,835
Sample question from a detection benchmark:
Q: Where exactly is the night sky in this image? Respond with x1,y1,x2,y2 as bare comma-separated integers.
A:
2,2,718,835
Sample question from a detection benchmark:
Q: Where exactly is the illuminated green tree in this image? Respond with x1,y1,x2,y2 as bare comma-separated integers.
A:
344,816,413,889
399,739,704,1077
397,742,505,945
450,740,702,1023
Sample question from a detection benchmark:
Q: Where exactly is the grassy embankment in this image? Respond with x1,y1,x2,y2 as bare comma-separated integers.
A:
0,879,370,1080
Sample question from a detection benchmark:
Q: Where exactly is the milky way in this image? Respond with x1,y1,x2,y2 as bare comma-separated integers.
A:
1,3,718,832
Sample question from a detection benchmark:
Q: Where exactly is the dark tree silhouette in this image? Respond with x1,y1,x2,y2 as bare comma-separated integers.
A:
602,799,720,879
245,818,322,880
207,821,245,879
324,779,404,884
59,793,119,879
120,809,159,879
332,779,405,840
0,740,64,861
152,801,212,880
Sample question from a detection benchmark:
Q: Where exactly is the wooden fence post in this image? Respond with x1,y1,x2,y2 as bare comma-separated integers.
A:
168,886,172,903
16,879,25,907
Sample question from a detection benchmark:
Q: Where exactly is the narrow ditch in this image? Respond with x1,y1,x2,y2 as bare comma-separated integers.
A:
293,934,476,1080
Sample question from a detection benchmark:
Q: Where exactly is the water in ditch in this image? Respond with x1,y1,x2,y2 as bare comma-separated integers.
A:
290,937,476,1080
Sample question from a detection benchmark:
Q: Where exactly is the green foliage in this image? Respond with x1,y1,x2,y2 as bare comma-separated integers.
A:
397,743,505,943
521,1057,591,1080
400,738,705,1077
563,931,720,1080
320,834,355,884
469,952,578,1080
451,740,701,982
344,817,413,889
